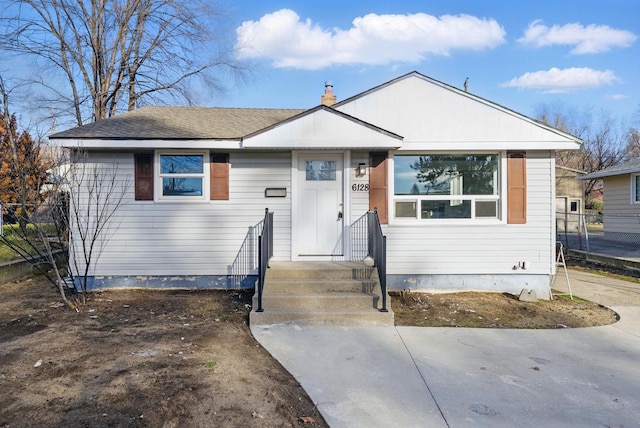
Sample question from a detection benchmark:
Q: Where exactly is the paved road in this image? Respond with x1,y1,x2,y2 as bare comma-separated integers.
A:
560,231,640,261
252,269,640,427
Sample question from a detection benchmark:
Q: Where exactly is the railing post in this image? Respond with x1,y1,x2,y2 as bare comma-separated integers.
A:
257,235,264,312
380,235,388,312
366,208,388,313
256,207,272,313
367,209,376,260
267,211,274,265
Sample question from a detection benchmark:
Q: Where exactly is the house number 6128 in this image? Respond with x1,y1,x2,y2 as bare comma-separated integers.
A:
352,183,369,192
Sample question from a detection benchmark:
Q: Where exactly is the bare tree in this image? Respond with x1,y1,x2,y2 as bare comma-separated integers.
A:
1,0,242,127
1,78,70,305
1,79,129,307
626,128,640,159
67,151,129,298
1,147,129,308
625,105,640,160
535,103,628,201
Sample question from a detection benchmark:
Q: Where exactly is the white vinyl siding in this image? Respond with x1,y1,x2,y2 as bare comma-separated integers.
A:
71,151,292,277
602,175,640,235
384,152,554,276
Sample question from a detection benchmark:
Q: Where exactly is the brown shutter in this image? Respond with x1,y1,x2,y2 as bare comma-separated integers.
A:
134,153,154,201
369,152,388,224
210,153,229,200
507,151,526,224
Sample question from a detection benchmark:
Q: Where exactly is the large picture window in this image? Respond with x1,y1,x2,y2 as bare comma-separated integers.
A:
394,153,500,220
158,153,206,199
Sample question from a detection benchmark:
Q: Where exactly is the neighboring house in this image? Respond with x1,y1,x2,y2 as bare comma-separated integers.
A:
555,165,585,232
579,162,640,243
49,71,581,298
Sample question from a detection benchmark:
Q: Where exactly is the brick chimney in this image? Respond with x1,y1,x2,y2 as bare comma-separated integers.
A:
320,81,336,106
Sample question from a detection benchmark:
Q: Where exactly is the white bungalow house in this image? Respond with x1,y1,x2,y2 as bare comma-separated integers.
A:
579,161,640,243
49,71,580,299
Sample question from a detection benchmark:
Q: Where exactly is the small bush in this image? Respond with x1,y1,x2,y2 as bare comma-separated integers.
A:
586,199,603,211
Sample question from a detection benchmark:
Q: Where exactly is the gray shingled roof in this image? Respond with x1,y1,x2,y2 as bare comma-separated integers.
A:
578,161,640,180
49,106,306,140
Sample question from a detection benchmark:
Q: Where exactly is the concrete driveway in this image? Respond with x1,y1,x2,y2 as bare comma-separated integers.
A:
251,269,640,427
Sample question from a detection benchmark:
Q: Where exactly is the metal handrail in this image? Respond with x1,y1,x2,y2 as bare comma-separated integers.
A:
256,208,273,312
368,209,388,312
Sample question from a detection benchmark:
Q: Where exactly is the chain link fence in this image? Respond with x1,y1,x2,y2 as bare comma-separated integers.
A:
557,211,640,259
1,201,69,245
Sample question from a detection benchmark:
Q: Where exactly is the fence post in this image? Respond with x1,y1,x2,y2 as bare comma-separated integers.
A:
581,213,590,253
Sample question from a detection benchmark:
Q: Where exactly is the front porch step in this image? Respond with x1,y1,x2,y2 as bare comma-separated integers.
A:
256,292,381,310
264,261,377,280
261,279,378,293
250,261,394,327
250,308,394,326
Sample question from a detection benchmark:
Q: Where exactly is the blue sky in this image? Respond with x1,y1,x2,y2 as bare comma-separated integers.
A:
217,0,639,125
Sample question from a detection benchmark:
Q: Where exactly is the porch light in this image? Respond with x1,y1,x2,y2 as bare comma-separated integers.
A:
356,163,367,177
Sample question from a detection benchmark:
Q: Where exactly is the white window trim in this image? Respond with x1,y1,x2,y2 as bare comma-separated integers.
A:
631,174,640,204
389,151,506,224
155,150,210,202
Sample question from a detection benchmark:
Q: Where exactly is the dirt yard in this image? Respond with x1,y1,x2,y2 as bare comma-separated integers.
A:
0,273,620,427
0,276,328,428
391,290,618,328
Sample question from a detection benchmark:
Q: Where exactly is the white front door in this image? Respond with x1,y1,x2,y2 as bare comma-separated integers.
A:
296,153,344,257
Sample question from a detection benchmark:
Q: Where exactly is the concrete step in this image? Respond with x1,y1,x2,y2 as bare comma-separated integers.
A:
263,279,378,293
249,308,394,327
250,261,394,327
266,261,377,281
253,292,381,310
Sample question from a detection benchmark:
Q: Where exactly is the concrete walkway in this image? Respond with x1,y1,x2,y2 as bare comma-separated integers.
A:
251,269,640,427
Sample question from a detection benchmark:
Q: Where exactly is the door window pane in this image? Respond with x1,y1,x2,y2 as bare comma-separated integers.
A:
570,201,578,212
306,160,336,181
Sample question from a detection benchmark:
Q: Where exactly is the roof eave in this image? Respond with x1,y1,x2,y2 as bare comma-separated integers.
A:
579,169,640,180
50,137,243,150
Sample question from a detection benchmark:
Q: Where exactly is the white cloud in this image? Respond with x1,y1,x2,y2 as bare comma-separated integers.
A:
518,20,637,54
235,9,506,69
502,67,620,93
605,94,628,101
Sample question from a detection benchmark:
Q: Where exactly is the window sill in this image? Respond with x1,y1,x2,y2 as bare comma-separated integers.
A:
389,218,506,226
